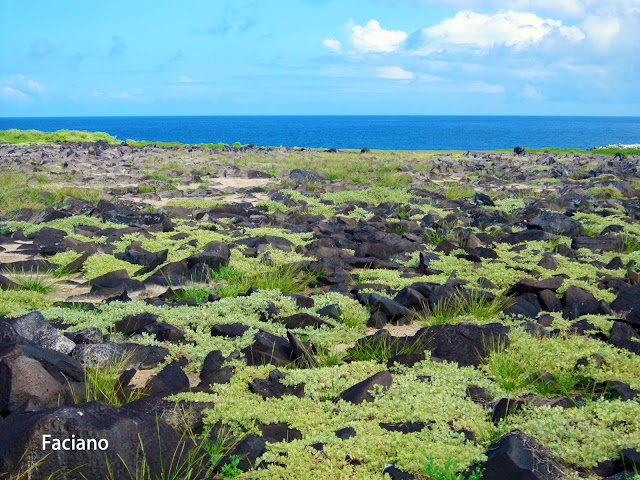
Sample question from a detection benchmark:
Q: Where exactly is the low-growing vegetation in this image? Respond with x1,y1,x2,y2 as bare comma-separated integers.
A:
0,132,639,480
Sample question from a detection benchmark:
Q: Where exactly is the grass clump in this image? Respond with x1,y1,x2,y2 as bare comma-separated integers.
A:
201,426,238,472
621,233,640,253
13,274,56,294
172,285,213,304
444,184,474,200
215,263,315,298
346,334,421,363
75,356,146,407
420,292,514,326
424,457,483,480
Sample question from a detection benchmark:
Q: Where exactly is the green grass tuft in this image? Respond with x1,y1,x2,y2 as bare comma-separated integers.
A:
424,456,484,480
419,292,514,326
74,355,147,407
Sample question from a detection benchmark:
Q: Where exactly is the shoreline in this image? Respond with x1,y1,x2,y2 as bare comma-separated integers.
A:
1,128,639,155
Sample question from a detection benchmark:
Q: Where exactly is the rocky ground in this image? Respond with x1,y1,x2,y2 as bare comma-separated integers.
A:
0,139,640,480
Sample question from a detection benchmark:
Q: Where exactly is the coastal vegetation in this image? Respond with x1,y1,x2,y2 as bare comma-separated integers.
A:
0,130,639,479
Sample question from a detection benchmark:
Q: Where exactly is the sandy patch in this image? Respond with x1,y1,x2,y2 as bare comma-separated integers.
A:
0,241,39,264
332,322,425,353
129,369,201,390
122,178,273,208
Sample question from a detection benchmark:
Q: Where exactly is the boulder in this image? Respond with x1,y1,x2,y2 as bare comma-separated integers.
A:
199,350,237,387
611,283,640,328
609,321,640,355
124,244,168,267
0,274,19,291
241,331,294,367
0,352,66,413
0,402,190,480
514,146,526,155
144,363,189,395
72,342,168,370
418,251,440,274
8,311,75,355
393,287,428,310
316,304,342,320
287,331,318,368
114,312,158,336
211,323,251,338
248,369,304,399
217,435,267,472
413,322,510,367
572,235,624,252
88,269,144,294
479,430,567,480
357,293,414,322
144,323,185,343
474,192,495,207
563,286,601,319
289,169,325,183
528,212,582,237
334,371,393,405
278,313,332,329
185,241,230,271
506,277,564,295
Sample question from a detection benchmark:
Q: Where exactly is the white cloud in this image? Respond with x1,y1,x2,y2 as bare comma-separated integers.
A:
350,20,408,53
178,75,193,83
375,66,415,79
0,75,45,103
395,0,640,18
521,83,543,98
4,75,45,94
559,25,585,41
323,38,342,53
414,10,584,54
581,13,621,51
0,86,30,101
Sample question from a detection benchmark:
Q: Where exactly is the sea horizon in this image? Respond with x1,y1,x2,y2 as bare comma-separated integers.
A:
1,115,639,151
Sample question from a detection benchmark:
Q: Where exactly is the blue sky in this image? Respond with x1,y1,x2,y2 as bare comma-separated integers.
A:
1,0,639,116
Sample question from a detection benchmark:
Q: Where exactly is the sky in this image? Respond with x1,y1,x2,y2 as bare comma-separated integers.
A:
1,0,639,116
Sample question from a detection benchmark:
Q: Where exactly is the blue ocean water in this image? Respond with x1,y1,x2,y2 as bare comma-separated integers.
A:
0,116,638,151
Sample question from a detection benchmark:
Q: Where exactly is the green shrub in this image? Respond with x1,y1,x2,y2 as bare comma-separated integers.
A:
220,455,242,479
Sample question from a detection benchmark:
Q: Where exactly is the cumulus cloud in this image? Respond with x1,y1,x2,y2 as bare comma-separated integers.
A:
388,0,640,18
350,20,407,53
178,75,193,83
375,66,415,79
581,13,621,52
322,38,342,53
413,10,584,54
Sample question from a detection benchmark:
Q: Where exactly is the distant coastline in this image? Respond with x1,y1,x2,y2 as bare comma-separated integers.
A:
0,116,638,151
2,128,639,156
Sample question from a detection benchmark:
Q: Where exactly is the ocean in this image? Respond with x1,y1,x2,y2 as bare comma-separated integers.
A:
0,116,638,151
